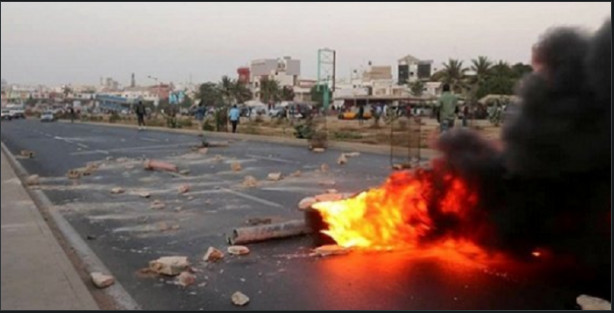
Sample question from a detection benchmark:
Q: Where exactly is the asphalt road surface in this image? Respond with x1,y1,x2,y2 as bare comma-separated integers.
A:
0,119,590,310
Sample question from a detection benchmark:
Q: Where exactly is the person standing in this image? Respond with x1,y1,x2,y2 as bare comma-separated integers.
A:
69,106,75,123
435,83,458,133
229,104,240,133
357,104,364,125
135,101,146,130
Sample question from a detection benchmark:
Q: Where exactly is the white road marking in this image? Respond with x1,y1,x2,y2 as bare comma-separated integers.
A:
246,154,298,164
77,143,89,149
222,188,283,208
70,143,193,155
141,137,161,142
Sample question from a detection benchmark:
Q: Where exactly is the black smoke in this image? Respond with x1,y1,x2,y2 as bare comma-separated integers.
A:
431,19,611,299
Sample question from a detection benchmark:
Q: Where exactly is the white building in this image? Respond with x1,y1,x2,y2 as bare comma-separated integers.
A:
398,54,434,85
250,56,301,100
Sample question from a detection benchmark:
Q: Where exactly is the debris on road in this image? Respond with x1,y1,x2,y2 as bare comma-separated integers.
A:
298,197,316,210
20,150,34,158
312,148,325,153
150,200,165,210
110,187,125,194
125,164,135,170
242,176,258,188
116,157,129,163
337,153,348,165
245,217,272,226
179,169,190,175
231,162,242,172
90,272,115,288
203,247,224,262
344,152,361,157
208,141,230,147
231,291,250,306
25,174,40,186
137,191,151,198
214,155,223,162
227,245,250,256
178,184,190,194
175,271,196,287
326,189,338,194
158,222,169,231
66,169,81,179
312,245,351,257
267,172,282,181
144,159,178,172
198,148,208,154
320,164,329,173
318,180,336,187
228,219,312,245
86,234,97,240
577,295,611,310
290,170,302,177
149,256,190,276
315,193,344,202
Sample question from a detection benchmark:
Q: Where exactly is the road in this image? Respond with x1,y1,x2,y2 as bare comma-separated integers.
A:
0,119,583,310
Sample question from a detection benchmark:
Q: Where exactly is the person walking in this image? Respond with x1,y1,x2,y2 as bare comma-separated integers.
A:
434,83,458,133
229,104,240,133
135,101,146,130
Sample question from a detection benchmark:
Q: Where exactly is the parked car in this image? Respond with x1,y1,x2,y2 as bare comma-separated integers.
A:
338,106,373,120
40,111,55,122
1,109,12,120
7,104,26,119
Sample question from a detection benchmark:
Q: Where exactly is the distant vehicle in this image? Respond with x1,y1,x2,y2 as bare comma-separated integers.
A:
7,104,25,119
40,111,55,122
1,109,12,120
268,106,284,118
338,106,373,120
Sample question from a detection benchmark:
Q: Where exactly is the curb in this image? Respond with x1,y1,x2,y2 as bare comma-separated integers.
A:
60,119,441,159
1,141,141,310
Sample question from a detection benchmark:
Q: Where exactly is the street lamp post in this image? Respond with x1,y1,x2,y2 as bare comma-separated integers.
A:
147,75,160,107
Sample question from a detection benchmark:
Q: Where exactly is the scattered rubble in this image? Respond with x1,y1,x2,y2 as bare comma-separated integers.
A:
227,245,250,256
208,141,230,147
577,295,611,310
144,159,178,172
198,148,208,154
267,172,282,181
231,291,250,306
312,148,325,153
158,222,169,231
66,169,81,179
25,175,40,186
125,164,135,170
110,187,125,194
175,271,196,287
150,200,165,210
344,152,360,157
20,150,34,158
337,154,347,165
203,247,224,262
315,193,344,202
90,272,115,288
116,157,129,163
290,170,302,177
214,155,223,162
313,245,351,257
298,197,317,210
231,162,242,172
149,256,190,276
178,184,190,194
326,189,338,194
318,180,336,187
320,164,329,173
179,169,190,175
137,191,151,198
242,176,258,188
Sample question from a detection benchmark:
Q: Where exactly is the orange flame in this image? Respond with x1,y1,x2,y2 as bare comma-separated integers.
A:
312,170,491,261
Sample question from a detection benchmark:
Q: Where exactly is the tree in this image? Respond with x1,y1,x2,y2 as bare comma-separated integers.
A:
409,80,425,97
62,85,72,103
260,77,280,105
281,86,295,101
511,62,533,79
233,81,252,104
470,56,493,84
218,76,235,106
439,59,467,93
197,82,222,106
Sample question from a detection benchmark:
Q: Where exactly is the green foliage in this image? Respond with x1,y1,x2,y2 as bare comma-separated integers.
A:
409,80,425,97
281,86,295,101
260,77,281,105
310,85,331,108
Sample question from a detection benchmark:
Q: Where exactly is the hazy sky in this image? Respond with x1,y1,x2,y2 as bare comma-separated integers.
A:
1,2,610,86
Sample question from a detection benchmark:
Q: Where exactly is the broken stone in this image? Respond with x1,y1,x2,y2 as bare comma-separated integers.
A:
231,291,250,306
231,162,242,172
175,271,196,287
290,170,302,177
105,156,113,161
171,224,180,230
312,148,325,153
298,197,317,210
187,196,195,201
227,245,250,256
144,159,178,172
116,157,129,163
20,150,34,158
313,245,351,257
174,207,183,212
267,172,282,181
150,200,165,210
214,155,223,162
327,189,338,194
577,295,611,310
66,169,81,179
315,193,344,202
318,180,336,187
337,154,347,165
203,247,224,262
198,148,208,154
90,272,115,288
242,176,258,188
178,184,190,194
320,163,329,173
25,175,40,186
137,191,151,198
149,256,190,276
158,222,169,231
110,187,125,194
124,164,135,170
344,152,360,157
209,140,230,147
179,169,190,175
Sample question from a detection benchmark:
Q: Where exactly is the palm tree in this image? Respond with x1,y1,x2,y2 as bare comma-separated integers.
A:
218,76,235,106
440,59,467,92
281,86,295,101
233,81,252,105
259,77,280,105
470,56,492,84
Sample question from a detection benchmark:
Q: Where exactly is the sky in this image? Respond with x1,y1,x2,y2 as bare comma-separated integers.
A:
1,2,610,87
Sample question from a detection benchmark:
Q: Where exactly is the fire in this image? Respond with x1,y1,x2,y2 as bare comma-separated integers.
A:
312,169,489,260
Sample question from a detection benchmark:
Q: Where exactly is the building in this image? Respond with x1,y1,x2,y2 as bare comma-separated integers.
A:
250,56,301,100
398,54,434,85
293,79,317,103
